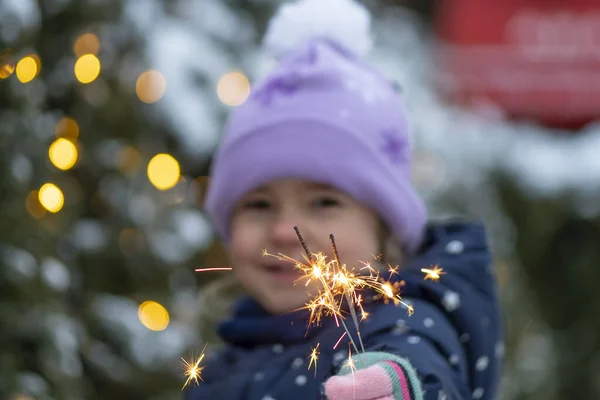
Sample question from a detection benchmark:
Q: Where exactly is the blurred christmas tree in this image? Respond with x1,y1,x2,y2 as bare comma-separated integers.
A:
0,0,275,398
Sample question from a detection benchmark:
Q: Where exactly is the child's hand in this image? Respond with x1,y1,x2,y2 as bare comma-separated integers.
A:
323,363,395,399
323,351,420,400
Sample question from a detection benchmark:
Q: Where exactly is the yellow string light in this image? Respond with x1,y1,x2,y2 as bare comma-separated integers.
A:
55,117,79,141
138,301,170,331
74,54,101,84
147,153,180,190
25,191,46,218
38,183,64,213
49,138,78,170
15,56,38,83
0,49,15,79
136,70,166,103
73,33,100,57
217,71,251,106
117,146,143,175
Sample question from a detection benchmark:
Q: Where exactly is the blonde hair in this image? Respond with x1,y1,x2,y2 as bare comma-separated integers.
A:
196,274,245,347
377,220,404,268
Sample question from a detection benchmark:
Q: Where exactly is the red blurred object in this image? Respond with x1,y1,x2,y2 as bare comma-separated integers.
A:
434,0,600,129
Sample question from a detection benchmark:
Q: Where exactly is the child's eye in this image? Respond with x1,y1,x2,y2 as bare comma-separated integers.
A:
242,199,271,209
312,196,341,207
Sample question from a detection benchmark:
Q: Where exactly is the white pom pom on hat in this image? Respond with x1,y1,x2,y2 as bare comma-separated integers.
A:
263,0,373,58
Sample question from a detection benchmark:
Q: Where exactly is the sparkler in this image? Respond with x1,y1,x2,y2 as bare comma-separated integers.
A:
193,227,446,386
329,233,366,353
262,227,416,357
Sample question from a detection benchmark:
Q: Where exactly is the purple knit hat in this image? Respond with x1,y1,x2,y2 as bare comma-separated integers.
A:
205,4,427,253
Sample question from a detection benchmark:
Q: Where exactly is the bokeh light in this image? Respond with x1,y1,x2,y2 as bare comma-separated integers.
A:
217,71,251,106
494,259,510,292
25,191,46,218
195,176,210,204
138,301,170,331
0,49,15,79
10,394,34,400
0,62,15,79
136,70,166,103
15,56,39,83
411,151,447,190
38,183,64,213
55,117,79,141
147,153,180,190
49,138,78,170
30,54,42,70
168,176,188,204
118,228,139,255
117,146,143,175
73,33,100,57
74,54,101,84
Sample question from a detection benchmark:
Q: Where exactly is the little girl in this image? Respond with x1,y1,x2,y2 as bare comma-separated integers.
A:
186,0,503,399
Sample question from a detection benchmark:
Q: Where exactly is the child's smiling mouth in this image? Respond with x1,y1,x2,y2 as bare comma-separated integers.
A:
263,263,304,284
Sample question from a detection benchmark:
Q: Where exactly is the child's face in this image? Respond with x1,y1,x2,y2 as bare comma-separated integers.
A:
229,178,381,315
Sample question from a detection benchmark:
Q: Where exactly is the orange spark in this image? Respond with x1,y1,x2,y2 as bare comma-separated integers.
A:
387,264,400,277
308,343,320,376
344,348,357,373
181,346,207,390
421,265,445,282
333,332,347,349
195,267,233,272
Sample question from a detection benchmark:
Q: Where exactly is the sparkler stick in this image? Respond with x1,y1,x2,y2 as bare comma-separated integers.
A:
294,226,314,261
293,227,361,355
333,306,361,354
306,275,360,355
329,233,365,354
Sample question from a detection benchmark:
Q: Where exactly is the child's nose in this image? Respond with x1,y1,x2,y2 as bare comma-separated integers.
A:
269,211,300,245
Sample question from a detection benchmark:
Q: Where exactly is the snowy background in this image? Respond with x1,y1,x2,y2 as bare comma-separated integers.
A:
1,0,599,399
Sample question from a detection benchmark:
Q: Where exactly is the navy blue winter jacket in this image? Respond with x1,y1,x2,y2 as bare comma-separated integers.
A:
185,221,503,399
